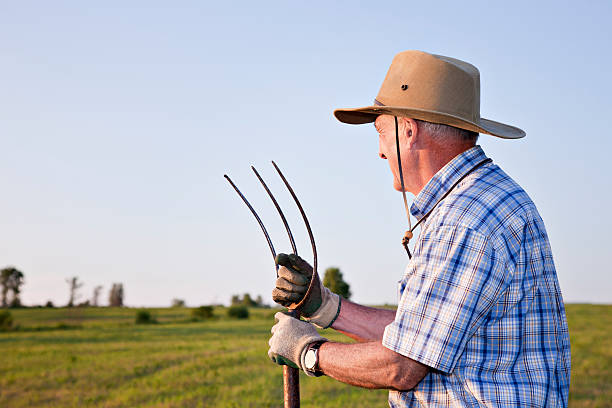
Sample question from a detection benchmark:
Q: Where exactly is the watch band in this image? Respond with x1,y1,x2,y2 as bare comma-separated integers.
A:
304,340,327,377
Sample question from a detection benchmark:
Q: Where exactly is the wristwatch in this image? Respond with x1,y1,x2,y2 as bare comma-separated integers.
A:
303,340,327,377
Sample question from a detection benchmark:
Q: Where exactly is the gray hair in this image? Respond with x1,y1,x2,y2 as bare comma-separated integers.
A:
415,119,479,145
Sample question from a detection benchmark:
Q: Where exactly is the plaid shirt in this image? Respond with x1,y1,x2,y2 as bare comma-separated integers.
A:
382,146,571,407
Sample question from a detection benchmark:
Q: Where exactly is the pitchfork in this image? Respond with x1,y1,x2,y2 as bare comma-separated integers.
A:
224,161,321,408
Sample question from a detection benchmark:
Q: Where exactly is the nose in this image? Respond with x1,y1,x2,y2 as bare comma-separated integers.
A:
377,129,387,159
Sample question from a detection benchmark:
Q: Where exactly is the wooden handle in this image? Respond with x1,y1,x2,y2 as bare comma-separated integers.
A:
283,309,300,408
283,365,300,408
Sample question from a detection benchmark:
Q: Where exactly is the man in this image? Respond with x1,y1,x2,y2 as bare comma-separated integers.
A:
268,51,571,407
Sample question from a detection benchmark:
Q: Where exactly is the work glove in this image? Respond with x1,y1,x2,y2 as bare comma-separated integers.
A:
272,253,341,329
268,312,327,372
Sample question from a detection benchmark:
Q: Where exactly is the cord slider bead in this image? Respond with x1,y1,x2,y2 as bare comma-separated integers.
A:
402,230,413,246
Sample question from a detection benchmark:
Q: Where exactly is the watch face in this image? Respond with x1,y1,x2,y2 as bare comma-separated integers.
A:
305,349,317,370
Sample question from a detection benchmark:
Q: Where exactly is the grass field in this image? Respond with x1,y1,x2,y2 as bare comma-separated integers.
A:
0,304,610,407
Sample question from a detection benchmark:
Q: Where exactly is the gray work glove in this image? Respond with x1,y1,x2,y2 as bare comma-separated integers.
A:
268,312,327,372
272,253,341,329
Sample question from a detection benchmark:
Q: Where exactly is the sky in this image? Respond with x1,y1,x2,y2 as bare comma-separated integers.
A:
1,1,611,307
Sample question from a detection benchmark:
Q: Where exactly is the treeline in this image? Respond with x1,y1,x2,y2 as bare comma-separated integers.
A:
0,267,125,309
62,277,124,308
1,264,352,309
53,277,125,308
230,293,268,308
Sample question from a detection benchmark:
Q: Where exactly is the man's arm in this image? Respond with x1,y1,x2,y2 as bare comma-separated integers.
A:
322,299,429,390
330,299,396,342
318,340,430,391
268,313,430,391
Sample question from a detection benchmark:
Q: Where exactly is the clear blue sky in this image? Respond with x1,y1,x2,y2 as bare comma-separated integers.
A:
1,1,610,306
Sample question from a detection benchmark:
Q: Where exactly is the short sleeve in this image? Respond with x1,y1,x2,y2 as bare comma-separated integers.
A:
382,225,508,373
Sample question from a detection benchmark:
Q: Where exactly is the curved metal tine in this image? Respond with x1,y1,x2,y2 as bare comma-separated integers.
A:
223,174,279,273
251,166,298,256
271,161,317,278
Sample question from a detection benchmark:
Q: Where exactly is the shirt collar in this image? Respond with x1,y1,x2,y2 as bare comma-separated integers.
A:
410,145,489,220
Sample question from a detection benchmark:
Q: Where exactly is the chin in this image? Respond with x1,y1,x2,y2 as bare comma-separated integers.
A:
393,180,409,192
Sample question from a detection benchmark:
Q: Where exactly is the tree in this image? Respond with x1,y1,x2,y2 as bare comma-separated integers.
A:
255,295,265,308
0,270,8,308
66,277,84,307
171,298,186,307
241,293,257,307
109,283,124,307
323,267,351,299
91,285,103,307
1,267,25,308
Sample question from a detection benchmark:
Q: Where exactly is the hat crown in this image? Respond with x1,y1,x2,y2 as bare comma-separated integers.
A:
376,51,481,123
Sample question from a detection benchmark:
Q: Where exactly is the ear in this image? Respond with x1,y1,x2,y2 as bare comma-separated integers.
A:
400,118,420,149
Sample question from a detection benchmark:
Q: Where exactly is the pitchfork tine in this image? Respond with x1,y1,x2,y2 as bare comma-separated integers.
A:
270,161,316,407
226,163,313,408
223,174,279,273
251,166,298,256
271,161,318,279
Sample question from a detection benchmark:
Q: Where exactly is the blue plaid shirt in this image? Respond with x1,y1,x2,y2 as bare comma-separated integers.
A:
382,146,571,407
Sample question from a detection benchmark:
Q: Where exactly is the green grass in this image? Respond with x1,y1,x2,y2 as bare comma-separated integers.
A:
565,304,612,407
0,304,609,407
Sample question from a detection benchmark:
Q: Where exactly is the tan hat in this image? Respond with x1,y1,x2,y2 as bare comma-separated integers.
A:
334,50,525,139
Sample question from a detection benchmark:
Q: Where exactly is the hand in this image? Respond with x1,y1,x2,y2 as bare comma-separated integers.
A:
268,312,326,371
272,253,341,328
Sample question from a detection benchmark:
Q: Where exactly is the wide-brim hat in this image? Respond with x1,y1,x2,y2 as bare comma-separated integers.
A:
334,51,525,139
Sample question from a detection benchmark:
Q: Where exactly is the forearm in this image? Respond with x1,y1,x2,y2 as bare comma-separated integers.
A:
331,299,396,342
318,340,428,391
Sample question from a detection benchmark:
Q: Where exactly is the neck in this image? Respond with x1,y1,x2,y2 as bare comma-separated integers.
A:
406,145,475,195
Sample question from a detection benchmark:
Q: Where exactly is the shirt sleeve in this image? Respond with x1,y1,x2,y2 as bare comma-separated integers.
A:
382,225,508,373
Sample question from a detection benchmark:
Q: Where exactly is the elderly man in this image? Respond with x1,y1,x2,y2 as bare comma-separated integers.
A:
267,51,571,407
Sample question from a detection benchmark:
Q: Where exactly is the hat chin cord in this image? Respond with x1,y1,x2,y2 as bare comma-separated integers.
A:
396,115,493,260
394,116,414,258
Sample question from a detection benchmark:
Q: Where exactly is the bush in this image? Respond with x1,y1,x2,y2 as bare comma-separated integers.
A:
0,310,14,331
191,306,214,320
227,305,249,319
45,300,55,308
135,310,157,324
55,323,82,330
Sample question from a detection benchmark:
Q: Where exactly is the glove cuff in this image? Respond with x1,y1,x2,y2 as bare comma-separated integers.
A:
305,287,341,329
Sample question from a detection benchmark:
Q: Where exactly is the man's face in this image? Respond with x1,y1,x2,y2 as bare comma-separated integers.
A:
375,114,407,192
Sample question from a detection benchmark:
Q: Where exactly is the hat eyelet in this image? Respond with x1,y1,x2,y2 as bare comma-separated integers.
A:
401,84,409,91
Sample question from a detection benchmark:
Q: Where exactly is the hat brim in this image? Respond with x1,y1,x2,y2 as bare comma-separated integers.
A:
333,105,525,139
